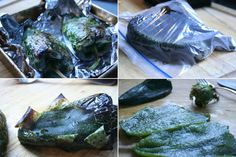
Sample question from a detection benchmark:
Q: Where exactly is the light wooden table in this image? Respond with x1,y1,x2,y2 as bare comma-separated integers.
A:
119,0,236,79
119,79,236,157
0,79,117,157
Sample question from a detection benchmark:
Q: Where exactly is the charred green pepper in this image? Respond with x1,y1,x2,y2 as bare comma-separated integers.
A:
62,16,112,61
119,79,172,106
134,122,236,157
15,93,117,151
22,28,73,77
0,111,8,157
120,104,236,157
120,104,209,137
190,83,219,107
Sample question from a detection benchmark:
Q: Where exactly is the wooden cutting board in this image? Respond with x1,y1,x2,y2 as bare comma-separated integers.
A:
119,0,236,78
119,79,236,157
0,79,117,157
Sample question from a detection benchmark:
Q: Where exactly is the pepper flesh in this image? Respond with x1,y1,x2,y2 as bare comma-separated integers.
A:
16,93,117,151
120,104,209,137
134,122,236,157
119,79,172,106
0,111,8,157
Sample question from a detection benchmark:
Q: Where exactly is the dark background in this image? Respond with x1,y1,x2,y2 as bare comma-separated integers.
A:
213,0,236,9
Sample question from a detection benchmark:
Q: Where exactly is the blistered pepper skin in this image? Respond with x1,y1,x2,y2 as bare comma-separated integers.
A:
16,93,117,151
23,28,73,77
62,16,112,61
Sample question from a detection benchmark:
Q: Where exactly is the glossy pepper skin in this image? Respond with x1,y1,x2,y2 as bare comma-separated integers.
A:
190,83,219,107
0,111,8,157
62,16,112,61
22,28,73,77
15,93,117,151
119,79,172,106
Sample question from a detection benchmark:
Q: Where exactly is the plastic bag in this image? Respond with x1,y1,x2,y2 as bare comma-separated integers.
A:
119,0,236,78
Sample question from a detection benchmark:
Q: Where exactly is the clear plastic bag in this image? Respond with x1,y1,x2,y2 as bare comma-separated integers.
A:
119,0,236,78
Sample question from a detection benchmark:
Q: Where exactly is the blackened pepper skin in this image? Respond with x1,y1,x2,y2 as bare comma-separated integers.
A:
119,79,172,106
0,111,8,157
62,16,112,61
15,93,117,151
23,28,73,77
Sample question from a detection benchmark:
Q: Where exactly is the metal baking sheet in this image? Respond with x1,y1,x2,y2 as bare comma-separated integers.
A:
0,2,117,78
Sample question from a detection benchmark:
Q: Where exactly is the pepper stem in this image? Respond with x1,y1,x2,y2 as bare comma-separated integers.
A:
55,69,66,78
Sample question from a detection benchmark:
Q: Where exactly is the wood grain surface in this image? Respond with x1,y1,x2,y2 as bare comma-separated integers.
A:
119,79,236,157
0,79,118,157
0,0,41,14
119,0,236,78
0,62,13,78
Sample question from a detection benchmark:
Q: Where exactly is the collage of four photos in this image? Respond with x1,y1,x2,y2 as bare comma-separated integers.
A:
0,0,236,156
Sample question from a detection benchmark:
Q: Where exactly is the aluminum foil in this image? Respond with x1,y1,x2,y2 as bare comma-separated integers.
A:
0,0,117,78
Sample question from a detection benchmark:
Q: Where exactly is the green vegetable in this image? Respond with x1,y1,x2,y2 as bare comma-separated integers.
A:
62,16,112,61
0,111,8,157
22,28,73,77
15,93,117,151
84,126,109,149
190,83,219,107
119,79,172,106
134,122,236,157
120,104,209,137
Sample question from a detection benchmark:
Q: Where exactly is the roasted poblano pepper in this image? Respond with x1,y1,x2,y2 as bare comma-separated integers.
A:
0,111,8,157
15,93,117,151
127,1,236,65
190,83,219,107
62,16,112,61
119,79,172,106
22,28,73,77
134,122,236,157
120,104,209,137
